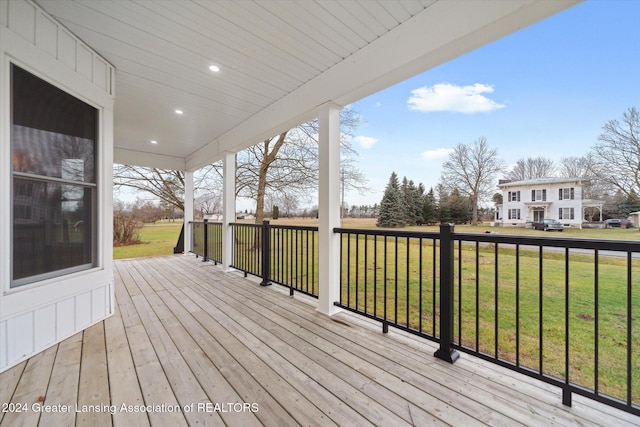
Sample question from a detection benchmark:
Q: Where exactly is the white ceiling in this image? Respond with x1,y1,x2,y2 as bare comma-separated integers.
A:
38,0,579,171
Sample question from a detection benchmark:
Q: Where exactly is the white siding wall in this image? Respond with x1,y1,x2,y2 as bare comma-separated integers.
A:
0,0,115,373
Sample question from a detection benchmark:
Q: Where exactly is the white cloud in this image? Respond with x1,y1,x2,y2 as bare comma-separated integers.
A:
408,83,505,113
353,135,378,149
421,147,454,160
374,102,382,108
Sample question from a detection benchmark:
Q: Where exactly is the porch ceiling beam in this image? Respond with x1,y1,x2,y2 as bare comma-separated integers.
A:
114,148,186,171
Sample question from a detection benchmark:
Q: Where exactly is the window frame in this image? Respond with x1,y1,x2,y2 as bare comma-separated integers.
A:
10,63,99,288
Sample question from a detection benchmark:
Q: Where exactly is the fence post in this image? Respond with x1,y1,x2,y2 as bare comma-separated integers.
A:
434,223,460,363
202,219,209,262
260,220,272,286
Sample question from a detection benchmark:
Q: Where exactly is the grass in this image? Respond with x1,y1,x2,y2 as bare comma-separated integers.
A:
113,221,183,259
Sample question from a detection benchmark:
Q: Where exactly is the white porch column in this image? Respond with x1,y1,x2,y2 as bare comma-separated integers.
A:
317,102,342,316
222,151,236,272
183,170,194,253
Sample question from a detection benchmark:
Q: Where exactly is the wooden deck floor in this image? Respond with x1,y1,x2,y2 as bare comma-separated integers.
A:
1,255,638,426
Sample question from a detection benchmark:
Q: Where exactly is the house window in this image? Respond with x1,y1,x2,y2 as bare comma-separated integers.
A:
559,208,575,220
508,191,520,202
11,64,98,287
559,187,575,200
508,209,521,220
531,189,546,201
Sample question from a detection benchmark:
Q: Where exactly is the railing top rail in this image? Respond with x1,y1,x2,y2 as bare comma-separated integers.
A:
189,220,223,225
270,224,319,232
453,232,640,252
229,222,261,227
334,226,640,252
333,227,440,239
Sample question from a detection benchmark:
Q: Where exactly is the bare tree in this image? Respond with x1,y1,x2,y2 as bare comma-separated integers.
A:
440,137,505,225
113,163,221,213
226,108,364,223
196,191,222,218
558,155,592,178
506,156,555,181
590,107,640,198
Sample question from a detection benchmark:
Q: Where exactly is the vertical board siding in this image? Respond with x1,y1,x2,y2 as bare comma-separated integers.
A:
34,304,56,349
0,321,7,368
0,284,112,371
8,0,36,43
4,0,115,95
77,44,93,81
8,312,34,363
75,291,92,330
35,11,57,57
56,297,76,338
58,28,76,70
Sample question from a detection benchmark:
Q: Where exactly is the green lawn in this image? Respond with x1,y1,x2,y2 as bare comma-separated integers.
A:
113,221,183,259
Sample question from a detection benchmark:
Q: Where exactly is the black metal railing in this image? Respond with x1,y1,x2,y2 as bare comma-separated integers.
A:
191,220,223,264
334,224,639,416
230,221,319,297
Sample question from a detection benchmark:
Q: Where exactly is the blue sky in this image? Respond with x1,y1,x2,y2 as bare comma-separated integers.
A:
345,0,640,208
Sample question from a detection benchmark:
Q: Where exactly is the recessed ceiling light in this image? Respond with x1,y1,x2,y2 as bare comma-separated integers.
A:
208,65,220,72
175,109,184,115
150,140,158,144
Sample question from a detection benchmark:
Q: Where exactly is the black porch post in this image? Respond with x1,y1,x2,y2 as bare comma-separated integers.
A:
434,223,460,363
260,220,272,286
202,219,209,262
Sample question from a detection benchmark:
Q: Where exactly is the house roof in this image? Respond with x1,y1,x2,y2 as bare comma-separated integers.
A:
498,177,590,188
38,0,579,171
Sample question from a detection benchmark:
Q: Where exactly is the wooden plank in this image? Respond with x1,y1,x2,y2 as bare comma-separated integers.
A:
129,289,221,427
38,332,82,427
76,322,111,427
104,292,149,427
131,260,263,427
1,345,58,427
0,361,27,425
114,263,188,427
0,360,27,424
145,261,380,426
127,264,299,426
185,276,458,426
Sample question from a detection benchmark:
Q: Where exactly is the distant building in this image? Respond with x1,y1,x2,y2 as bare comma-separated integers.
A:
495,177,605,229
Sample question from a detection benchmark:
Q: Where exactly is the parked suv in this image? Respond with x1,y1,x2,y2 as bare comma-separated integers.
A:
532,218,564,231
604,218,635,228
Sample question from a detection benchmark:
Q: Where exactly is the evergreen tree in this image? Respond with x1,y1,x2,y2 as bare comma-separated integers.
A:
410,181,425,225
437,184,452,224
449,188,472,224
422,187,439,225
400,177,413,225
377,172,405,227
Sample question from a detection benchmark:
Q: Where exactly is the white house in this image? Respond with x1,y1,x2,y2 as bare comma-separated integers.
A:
0,0,579,373
496,177,604,229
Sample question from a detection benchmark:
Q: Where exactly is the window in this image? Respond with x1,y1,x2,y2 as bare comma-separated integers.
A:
11,64,98,287
559,187,575,200
508,209,521,220
559,208,575,220
531,189,547,201
508,191,520,202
